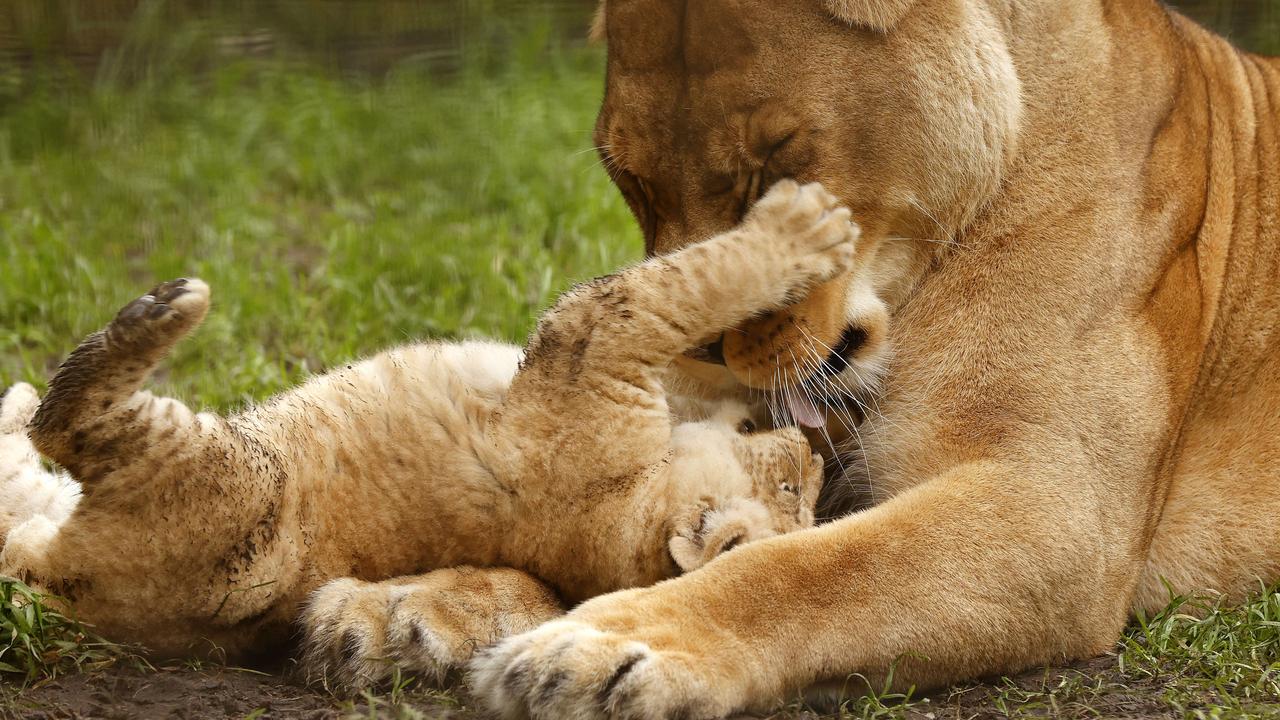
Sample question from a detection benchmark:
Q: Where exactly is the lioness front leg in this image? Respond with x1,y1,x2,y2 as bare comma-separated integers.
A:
299,567,562,689
473,440,1150,719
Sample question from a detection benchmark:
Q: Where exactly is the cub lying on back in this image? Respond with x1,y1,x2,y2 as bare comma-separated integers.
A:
0,181,858,684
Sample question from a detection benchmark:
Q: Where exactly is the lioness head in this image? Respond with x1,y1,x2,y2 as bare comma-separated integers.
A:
594,0,1022,425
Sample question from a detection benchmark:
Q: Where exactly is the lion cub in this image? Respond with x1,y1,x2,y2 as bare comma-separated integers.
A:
0,181,855,686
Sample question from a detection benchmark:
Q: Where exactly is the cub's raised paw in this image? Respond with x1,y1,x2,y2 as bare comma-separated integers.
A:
744,180,859,289
106,278,211,351
471,619,731,720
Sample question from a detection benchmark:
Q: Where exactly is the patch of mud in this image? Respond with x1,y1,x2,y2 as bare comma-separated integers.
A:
4,666,479,720
4,655,1249,720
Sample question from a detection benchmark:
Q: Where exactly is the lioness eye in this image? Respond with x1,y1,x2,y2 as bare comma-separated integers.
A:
766,131,797,155
737,418,757,434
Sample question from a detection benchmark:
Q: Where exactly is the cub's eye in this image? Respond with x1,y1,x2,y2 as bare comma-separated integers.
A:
737,418,758,434
779,482,798,495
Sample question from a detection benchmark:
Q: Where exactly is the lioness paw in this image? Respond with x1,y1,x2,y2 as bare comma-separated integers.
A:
471,620,727,720
745,180,859,289
106,278,210,351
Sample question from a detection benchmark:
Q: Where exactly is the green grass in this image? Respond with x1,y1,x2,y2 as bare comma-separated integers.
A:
793,588,1280,719
1121,587,1280,716
0,13,637,411
4,6,1280,719
0,577,133,687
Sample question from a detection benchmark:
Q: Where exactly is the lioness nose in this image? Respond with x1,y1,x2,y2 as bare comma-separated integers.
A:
818,327,868,376
722,274,855,389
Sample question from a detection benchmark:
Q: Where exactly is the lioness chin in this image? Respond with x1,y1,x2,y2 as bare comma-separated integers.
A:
473,0,1280,718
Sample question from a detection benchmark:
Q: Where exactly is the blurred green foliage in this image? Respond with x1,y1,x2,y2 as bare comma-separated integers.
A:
0,1,638,411
1171,0,1280,54
0,0,1275,412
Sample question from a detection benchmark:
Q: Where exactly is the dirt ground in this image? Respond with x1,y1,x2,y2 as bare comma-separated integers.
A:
1,655,1200,720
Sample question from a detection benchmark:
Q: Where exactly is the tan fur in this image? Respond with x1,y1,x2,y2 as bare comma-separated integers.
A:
473,1,1280,717
0,181,853,685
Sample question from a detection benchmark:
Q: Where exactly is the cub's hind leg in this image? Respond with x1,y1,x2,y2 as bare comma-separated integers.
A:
31,278,210,484
299,567,562,690
10,279,304,653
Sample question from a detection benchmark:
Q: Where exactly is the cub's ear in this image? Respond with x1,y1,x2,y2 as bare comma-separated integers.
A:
668,499,774,573
821,0,916,31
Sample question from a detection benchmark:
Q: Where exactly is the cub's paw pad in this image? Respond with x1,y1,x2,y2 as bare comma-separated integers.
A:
298,579,395,690
747,181,859,286
148,278,191,303
108,278,211,348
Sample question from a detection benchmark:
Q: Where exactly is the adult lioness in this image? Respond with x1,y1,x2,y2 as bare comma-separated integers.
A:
474,0,1280,717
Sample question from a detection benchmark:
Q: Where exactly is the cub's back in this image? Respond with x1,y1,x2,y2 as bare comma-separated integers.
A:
239,340,525,576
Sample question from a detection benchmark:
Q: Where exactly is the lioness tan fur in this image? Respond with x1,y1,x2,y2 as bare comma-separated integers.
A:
472,1,1280,718
0,181,856,686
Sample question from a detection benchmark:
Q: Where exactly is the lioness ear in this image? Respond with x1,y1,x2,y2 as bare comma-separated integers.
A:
589,0,607,44
821,0,916,31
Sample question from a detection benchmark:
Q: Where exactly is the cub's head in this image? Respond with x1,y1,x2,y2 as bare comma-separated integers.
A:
663,402,823,572
594,0,1023,425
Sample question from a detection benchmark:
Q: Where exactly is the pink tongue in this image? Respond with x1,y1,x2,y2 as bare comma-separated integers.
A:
785,393,827,429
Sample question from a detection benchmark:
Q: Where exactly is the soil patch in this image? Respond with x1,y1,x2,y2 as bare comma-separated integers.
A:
4,666,476,720
0,654,1239,720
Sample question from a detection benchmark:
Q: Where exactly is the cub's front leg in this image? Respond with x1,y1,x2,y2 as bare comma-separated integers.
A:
525,179,858,372
299,567,562,689
496,180,858,476
630,178,860,352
